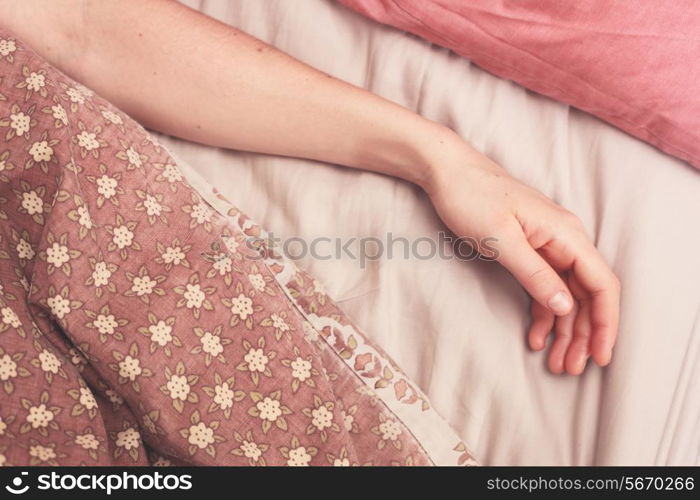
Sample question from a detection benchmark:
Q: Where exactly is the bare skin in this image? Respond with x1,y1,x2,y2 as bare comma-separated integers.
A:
0,0,620,375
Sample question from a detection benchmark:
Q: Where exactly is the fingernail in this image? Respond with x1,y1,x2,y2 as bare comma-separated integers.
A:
577,356,588,374
605,350,613,366
547,291,572,315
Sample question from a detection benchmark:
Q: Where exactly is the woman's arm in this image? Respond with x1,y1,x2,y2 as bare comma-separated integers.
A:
0,0,620,375
0,0,447,186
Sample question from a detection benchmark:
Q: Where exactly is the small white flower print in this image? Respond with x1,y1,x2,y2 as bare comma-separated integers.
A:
213,382,234,410
248,273,266,291
96,174,118,199
74,123,104,158
212,254,232,275
10,112,31,137
118,355,142,381
112,224,134,249
271,314,290,333
311,405,334,431
105,389,123,406
152,456,172,466
101,109,123,125
1,306,21,328
291,357,312,382
25,71,46,91
79,387,97,410
68,348,87,368
229,294,253,320
21,190,43,215
148,320,173,346
125,147,142,168
45,241,70,267
161,362,198,413
0,354,17,381
190,201,213,225
379,419,402,441
0,156,10,173
131,274,157,296
75,84,93,98
256,397,282,422
51,104,68,125
240,441,263,461
231,431,269,465
200,331,224,357
66,87,86,104
187,422,215,449
143,194,162,216
183,283,205,309
105,389,124,406
303,397,339,441
47,294,71,319
77,205,93,229
166,374,191,401
93,313,118,335
287,446,312,467
38,350,61,374
342,409,356,432
115,427,141,450
0,38,17,56
91,261,112,286
75,433,100,450
28,140,53,162
26,403,54,429
223,236,239,254
139,314,181,358
29,445,56,462
244,348,269,373
162,164,182,183
162,246,185,265
112,344,153,393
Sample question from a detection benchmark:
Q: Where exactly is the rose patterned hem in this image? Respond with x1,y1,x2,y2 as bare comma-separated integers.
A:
0,26,477,466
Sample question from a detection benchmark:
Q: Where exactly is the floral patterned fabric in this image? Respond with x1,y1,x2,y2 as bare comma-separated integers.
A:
0,27,476,466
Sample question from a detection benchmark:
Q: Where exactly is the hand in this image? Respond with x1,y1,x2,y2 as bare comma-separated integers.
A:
423,138,620,375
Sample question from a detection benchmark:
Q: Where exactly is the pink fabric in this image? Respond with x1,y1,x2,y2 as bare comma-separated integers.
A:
339,0,700,170
0,27,475,466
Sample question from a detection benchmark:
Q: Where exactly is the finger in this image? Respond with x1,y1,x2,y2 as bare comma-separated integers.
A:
538,231,620,367
496,229,574,317
548,301,578,374
565,298,592,375
570,243,620,367
564,274,593,375
528,300,554,351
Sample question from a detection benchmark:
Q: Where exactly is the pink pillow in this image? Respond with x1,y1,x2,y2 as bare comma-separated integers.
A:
339,0,700,170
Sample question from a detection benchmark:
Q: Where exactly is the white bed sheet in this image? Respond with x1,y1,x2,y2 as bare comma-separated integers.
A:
160,0,700,465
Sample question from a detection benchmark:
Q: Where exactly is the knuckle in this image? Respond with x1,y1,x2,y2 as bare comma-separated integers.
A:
527,266,554,284
555,329,572,340
492,216,518,236
560,210,584,229
610,274,622,291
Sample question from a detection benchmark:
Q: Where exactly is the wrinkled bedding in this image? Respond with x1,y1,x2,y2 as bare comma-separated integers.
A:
163,0,700,465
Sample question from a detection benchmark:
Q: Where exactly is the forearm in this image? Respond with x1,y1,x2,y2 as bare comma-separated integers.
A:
0,0,463,188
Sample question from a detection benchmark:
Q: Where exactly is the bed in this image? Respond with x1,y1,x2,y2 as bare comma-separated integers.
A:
159,0,700,465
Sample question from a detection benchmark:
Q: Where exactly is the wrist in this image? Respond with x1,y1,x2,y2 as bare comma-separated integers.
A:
414,125,478,195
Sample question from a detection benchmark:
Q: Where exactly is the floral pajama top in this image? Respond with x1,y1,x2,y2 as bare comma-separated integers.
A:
0,27,476,466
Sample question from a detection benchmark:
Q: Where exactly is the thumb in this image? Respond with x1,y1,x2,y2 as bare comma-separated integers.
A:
495,230,574,316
